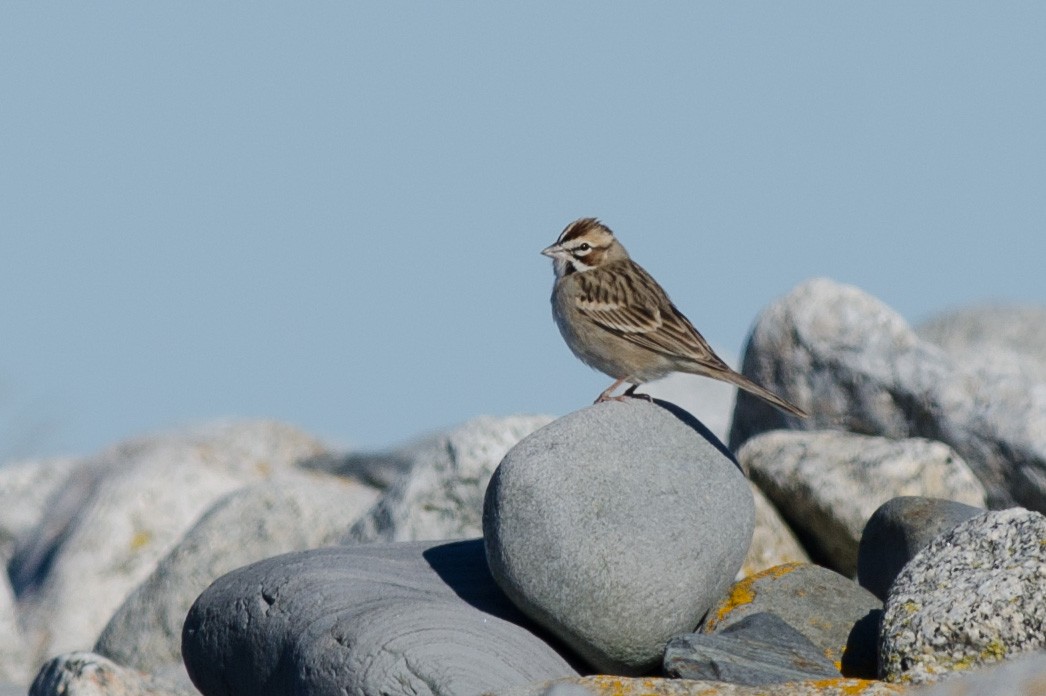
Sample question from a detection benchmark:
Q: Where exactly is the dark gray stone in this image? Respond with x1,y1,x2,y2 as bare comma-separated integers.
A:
857,496,985,600
182,539,577,696
728,278,1046,513
703,563,882,679
483,400,753,675
880,508,1046,684
664,612,840,684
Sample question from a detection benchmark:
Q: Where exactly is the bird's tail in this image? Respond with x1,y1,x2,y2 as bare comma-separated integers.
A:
719,369,808,419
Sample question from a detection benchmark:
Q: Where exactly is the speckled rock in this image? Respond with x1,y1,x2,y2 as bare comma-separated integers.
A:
739,483,810,580
16,420,336,671
182,540,577,696
492,674,905,695
664,612,840,684
908,650,1046,695
728,277,1046,513
739,430,985,575
28,652,193,696
879,508,1046,684
703,563,882,679
857,496,985,600
484,400,753,675
95,477,378,677
344,415,553,543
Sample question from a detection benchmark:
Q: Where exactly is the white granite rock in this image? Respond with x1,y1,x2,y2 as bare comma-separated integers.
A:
739,430,986,575
880,508,1046,684
28,651,193,696
908,650,1046,695
94,476,378,676
484,400,753,674
739,483,810,579
16,420,334,670
918,305,1046,384
729,278,1046,513
345,415,553,543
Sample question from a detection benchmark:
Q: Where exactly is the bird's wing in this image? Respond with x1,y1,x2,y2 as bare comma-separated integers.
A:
574,264,728,369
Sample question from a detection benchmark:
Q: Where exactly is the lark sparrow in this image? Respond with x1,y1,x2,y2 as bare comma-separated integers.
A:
542,217,807,417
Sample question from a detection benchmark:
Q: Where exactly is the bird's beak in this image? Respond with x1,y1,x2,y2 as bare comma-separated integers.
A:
541,244,558,258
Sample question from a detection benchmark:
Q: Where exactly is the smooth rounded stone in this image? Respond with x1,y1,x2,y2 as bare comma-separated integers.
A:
727,277,1046,513
493,675,905,696
918,305,1046,384
344,415,553,543
703,563,882,679
15,420,335,670
907,650,1046,696
739,482,810,580
739,430,986,575
29,652,193,696
94,476,378,676
182,539,577,696
664,612,840,685
483,400,753,675
879,508,1046,685
857,496,985,600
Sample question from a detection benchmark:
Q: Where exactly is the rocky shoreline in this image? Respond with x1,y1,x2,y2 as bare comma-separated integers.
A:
3,277,1044,695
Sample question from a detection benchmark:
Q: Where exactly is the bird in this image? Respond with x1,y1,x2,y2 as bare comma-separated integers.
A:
541,217,807,418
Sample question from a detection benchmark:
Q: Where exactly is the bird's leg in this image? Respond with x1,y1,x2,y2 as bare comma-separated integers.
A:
595,377,628,403
595,379,652,404
623,383,653,402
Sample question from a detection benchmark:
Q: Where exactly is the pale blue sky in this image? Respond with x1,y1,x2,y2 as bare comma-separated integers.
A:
1,4,1044,460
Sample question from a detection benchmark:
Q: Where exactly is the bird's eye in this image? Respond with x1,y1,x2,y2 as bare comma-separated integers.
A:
577,243,591,252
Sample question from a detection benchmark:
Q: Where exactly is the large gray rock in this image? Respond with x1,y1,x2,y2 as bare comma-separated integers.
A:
664,612,840,684
908,650,1046,695
483,400,753,675
857,496,985,600
880,508,1046,684
739,430,986,575
345,415,553,543
182,540,577,696
0,571,26,684
640,354,741,443
918,305,1046,384
729,278,1046,512
16,420,336,670
703,563,882,679
29,652,193,696
95,477,378,676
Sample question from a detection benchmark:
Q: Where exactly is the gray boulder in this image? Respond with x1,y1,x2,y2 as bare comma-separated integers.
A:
492,675,906,695
17,420,335,670
95,477,378,676
728,277,1046,512
29,652,193,696
703,563,882,679
918,305,1046,384
345,415,553,542
857,496,985,600
739,430,986,575
182,540,577,696
483,400,753,675
880,508,1046,684
664,612,840,684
